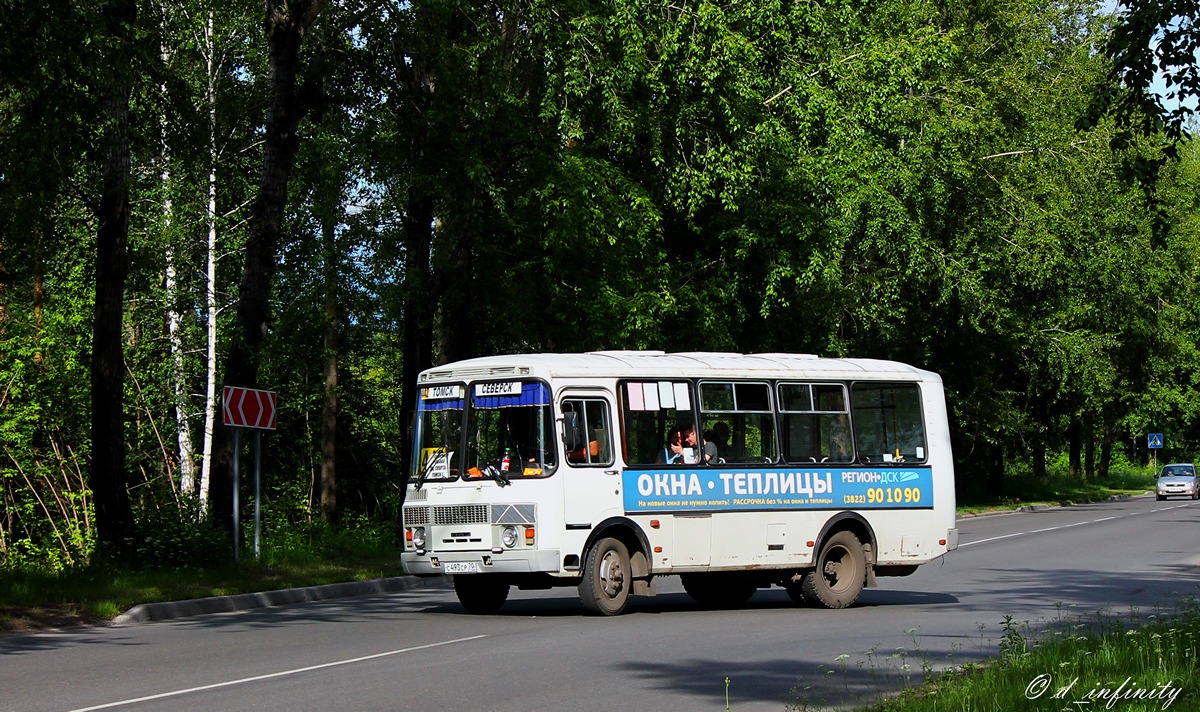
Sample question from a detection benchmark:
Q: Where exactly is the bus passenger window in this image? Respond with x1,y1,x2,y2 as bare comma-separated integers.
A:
850,383,926,463
620,381,696,466
562,399,613,466
699,381,776,465
779,383,853,464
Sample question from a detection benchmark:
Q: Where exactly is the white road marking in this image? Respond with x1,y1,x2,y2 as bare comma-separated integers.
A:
959,532,1025,547
960,501,1195,548
66,635,487,712
1030,521,1088,533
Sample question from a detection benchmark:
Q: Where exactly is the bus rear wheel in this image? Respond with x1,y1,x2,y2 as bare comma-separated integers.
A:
454,574,510,614
578,537,631,616
801,531,867,609
681,573,757,608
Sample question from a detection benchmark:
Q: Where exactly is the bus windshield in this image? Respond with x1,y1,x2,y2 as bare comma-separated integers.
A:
413,385,465,483
466,381,556,479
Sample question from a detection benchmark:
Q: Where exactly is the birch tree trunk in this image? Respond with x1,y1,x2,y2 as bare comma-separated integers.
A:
198,7,219,511
161,30,196,500
165,187,196,498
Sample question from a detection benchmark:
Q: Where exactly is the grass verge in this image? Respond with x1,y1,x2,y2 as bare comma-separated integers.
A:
956,471,1154,515
0,516,406,634
0,555,406,634
793,599,1200,711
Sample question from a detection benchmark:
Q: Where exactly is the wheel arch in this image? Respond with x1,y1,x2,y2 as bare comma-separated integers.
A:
583,516,652,579
814,512,877,566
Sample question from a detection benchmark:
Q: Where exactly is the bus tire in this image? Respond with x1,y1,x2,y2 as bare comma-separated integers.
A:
578,537,631,616
453,574,510,614
681,573,756,608
801,530,866,609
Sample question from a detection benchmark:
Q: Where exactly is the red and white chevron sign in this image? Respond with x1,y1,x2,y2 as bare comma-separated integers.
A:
222,386,277,430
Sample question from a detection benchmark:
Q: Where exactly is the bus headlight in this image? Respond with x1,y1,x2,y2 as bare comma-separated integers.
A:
412,527,426,549
501,525,518,548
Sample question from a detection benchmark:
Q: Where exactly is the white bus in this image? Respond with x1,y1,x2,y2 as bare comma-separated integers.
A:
401,351,958,615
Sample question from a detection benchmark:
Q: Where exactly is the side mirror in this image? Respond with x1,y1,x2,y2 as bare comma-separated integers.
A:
563,410,585,452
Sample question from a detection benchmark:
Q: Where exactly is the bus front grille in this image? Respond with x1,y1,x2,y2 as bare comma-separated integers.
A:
402,506,429,526
432,504,489,525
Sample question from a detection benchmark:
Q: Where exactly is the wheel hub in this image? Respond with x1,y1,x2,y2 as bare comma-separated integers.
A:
824,549,846,586
600,551,625,596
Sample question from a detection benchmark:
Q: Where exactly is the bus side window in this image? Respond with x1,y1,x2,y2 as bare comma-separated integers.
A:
699,381,776,465
563,398,613,466
779,383,853,464
620,381,695,465
850,383,927,463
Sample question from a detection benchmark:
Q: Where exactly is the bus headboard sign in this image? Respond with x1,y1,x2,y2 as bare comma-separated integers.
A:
475,381,523,397
424,385,463,399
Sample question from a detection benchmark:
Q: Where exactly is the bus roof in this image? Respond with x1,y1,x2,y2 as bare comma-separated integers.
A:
417,351,942,384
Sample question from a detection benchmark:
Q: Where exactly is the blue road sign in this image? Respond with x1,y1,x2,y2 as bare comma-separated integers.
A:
1148,433,1164,449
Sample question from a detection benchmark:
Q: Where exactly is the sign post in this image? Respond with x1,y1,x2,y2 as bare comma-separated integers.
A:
1148,433,1164,474
223,386,277,562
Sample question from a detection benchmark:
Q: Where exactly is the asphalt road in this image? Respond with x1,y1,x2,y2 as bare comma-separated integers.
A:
3,495,1198,712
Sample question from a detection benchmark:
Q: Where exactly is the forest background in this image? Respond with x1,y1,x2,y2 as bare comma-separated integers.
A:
1,0,1198,571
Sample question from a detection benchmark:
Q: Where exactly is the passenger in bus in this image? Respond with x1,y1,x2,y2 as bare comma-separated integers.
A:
703,421,730,463
827,426,852,462
658,426,684,464
659,424,699,464
681,424,700,463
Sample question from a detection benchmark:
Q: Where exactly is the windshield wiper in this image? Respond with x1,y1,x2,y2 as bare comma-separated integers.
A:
414,449,451,491
482,463,510,487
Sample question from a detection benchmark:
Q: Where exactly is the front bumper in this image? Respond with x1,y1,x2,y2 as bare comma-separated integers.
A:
402,548,562,576
1158,488,1196,497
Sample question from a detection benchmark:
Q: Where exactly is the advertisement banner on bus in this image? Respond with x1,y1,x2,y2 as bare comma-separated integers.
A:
621,466,934,512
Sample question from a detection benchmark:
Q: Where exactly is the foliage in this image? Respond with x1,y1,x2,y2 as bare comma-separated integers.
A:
128,500,232,569
1,0,1200,568
956,470,1154,512
1101,0,1198,151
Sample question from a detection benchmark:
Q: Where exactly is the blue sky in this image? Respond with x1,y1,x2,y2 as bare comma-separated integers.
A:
1104,0,1199,113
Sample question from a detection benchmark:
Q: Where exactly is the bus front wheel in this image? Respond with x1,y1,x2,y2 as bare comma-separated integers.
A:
453,574,510,614
801,531,867,609
578,537,631,616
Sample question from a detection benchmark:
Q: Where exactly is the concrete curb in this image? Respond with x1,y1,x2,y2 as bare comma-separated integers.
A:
113,575,448,624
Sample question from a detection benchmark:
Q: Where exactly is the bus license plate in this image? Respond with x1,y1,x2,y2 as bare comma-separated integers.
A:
443,562,480,574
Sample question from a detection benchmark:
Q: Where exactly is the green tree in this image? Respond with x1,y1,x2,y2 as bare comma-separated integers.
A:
210,0,326,537
1104,0,1198,147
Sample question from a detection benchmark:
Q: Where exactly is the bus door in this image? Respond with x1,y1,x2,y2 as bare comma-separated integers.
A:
559,393,620,527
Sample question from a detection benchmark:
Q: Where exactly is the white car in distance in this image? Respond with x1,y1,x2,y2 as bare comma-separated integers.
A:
1156,462,1199,501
